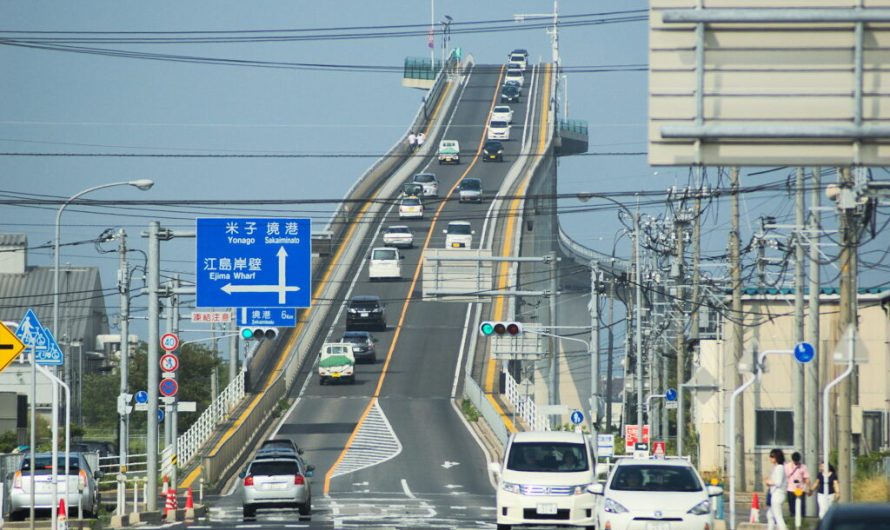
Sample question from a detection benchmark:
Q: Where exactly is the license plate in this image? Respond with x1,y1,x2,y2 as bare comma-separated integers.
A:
647,523,669,530
536,504,558,515
360,312,369,317
263,483,287,490
451,243,463,248
332,373,341,378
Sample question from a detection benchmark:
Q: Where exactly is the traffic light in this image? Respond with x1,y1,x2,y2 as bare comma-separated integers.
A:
240,327,279,341
479,321,523,337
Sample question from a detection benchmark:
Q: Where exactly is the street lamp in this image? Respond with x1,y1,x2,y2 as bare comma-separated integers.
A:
441,15,453,66
576,192,644,438
53,179,154,386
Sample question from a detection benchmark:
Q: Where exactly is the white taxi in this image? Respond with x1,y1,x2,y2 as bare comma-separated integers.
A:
398,196,424,219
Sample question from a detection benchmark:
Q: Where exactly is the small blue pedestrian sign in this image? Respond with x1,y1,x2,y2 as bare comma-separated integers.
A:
570,410,584,425
196,218,312,309
15,309,63,366
157,409,165,423
238,307,297,328
794,342,816,363
135,391,149,404
665,388,678,402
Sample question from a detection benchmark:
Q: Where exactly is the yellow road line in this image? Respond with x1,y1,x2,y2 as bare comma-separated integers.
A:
483,63,551,432
180,81,456,490
323,67,503,495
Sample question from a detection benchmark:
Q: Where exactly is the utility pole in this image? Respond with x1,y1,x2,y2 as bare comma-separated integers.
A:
590,262,600,431
729,167,745,488
229,309,239,383
606,271,616,430
548,252,559,418
794,168,806,456
689,173,703,455
146,221,160,511
116,229,130,507
674,209,687,442
837,167,858,502
805,167,821,516
634,202,644,437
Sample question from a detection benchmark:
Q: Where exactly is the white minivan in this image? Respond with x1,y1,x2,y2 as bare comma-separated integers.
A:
444,221,474,249
490,431,598,530
368,247,402,281
488,120,511,141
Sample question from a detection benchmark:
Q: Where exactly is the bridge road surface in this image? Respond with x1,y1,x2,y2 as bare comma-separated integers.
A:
183,64,550,530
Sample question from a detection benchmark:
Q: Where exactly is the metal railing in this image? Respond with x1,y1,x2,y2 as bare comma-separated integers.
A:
404,56,442,81
503,369,550,432
97,453,147,487
558,118,589,136
177,369,245,467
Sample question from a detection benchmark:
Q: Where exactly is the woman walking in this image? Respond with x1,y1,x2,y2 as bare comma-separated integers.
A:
765,448,788,530
812,462,839,519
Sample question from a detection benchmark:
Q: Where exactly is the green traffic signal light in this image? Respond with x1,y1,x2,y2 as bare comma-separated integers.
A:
241,328,255,340
480,322,495,336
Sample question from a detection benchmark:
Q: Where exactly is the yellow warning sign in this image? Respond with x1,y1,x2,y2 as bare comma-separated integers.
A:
0,323,25,372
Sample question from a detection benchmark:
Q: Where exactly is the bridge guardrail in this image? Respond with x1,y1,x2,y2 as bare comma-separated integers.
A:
197,54,466,489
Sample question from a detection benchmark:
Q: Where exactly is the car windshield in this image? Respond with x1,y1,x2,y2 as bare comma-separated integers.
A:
506,442,589,473
413,174,435,183
829,516,890,530
441,141,458,149
610,465,703,492
21,456,82,474
507,70,522,78
510,54,525,61
387,226,410,234
485,142,503,152
448,224,472,235
402,198,421,206
494,106,510,113
503,86,518,94
342,335,367,345
249,460,300,477
461,180,481,191
490,121,507,129
372,249,398,260
505,80,520,88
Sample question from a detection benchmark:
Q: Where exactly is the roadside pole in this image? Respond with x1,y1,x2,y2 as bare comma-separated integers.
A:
805,167,821,516
117,228,130,516
146,221,160,511
29,344,36,530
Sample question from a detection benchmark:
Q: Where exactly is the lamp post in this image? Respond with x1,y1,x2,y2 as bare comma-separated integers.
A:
524,328,594,429
53,179,154,386
441,15,453,66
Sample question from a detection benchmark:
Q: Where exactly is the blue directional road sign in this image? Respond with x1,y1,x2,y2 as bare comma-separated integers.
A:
196,218,312,308
665,388,678,401
157,409,165,423
570,410,584,425
135,391,149,404
15,309,63,366
238,307,297,328
794,341,816,363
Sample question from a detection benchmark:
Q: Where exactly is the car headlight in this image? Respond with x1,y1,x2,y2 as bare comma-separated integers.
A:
603,498,629,514
687,499,711,515
572,484,592,495
347,308,357,314
501,482,521,494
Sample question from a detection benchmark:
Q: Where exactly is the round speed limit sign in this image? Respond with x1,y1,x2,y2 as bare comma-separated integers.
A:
160,333,180,352
159,353,179,372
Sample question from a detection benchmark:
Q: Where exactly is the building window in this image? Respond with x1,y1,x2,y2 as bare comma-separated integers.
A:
756,409,793,447
863,411,885,452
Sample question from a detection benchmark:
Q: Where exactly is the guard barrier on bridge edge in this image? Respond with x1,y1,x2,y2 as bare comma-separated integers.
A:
197,54,468,490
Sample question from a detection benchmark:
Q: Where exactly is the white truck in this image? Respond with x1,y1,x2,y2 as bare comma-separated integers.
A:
437,139,460,165
318,342,355,385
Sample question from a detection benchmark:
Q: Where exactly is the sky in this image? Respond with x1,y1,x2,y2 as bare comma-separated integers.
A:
1,1,887,358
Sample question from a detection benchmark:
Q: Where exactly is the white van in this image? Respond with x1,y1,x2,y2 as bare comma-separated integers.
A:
490,431,597,530
368,247,402,280
505,67,524,87
444,221,474,249
509,50,529,71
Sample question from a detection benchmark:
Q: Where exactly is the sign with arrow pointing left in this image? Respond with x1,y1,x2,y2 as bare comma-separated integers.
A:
196,218,312,308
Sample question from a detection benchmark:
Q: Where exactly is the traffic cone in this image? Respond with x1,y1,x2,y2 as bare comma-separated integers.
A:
185,487,195,521
164,488,176,521
57,498,68,530
749,492,760,523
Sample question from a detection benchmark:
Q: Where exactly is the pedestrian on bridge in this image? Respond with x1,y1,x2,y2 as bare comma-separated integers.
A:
407,131,417,152
416,132,426,149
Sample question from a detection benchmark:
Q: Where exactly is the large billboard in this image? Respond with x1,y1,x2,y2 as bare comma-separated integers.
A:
649,1,890,166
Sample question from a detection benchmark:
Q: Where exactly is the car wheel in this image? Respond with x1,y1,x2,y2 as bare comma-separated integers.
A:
243,505,256,519
497,525,511,530
379,322,387,331
319,376,326,386
370,354,377,363
9,510,25,522
298,497,311,516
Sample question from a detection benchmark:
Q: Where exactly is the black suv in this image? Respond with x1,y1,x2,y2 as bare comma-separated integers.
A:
340,331,378,363
346,295,386,331
501,84,520,103
483,140,504,162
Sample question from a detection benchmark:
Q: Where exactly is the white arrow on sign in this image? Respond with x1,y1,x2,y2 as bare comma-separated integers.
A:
221,247,301,303
441,461,460,469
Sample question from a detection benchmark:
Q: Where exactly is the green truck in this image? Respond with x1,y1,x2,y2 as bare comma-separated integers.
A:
318,342,355,385
437,139,460,165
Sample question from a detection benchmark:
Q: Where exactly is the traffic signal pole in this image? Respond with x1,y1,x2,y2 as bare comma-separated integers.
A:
146,221,160,511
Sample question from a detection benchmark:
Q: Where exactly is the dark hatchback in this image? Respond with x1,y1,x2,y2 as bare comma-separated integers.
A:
346,295,386,331
340,331,378,363
500,84,520,103
483,140,504,162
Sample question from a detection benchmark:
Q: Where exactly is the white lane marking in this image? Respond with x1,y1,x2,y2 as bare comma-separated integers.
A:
401,478,416,499
450,506,468,510
451,303,473,399
445,484,464,489
441,461,461,469
330,401,402,478
236,525,263,528
521,64,538,148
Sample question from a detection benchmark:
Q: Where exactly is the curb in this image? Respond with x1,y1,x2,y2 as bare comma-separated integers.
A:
109,504,207,528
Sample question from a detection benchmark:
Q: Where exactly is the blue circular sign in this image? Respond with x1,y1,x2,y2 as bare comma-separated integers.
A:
135,391,149,404
157,409,165,423
570,410,584,425
665,388,678,402
794,342,815,363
